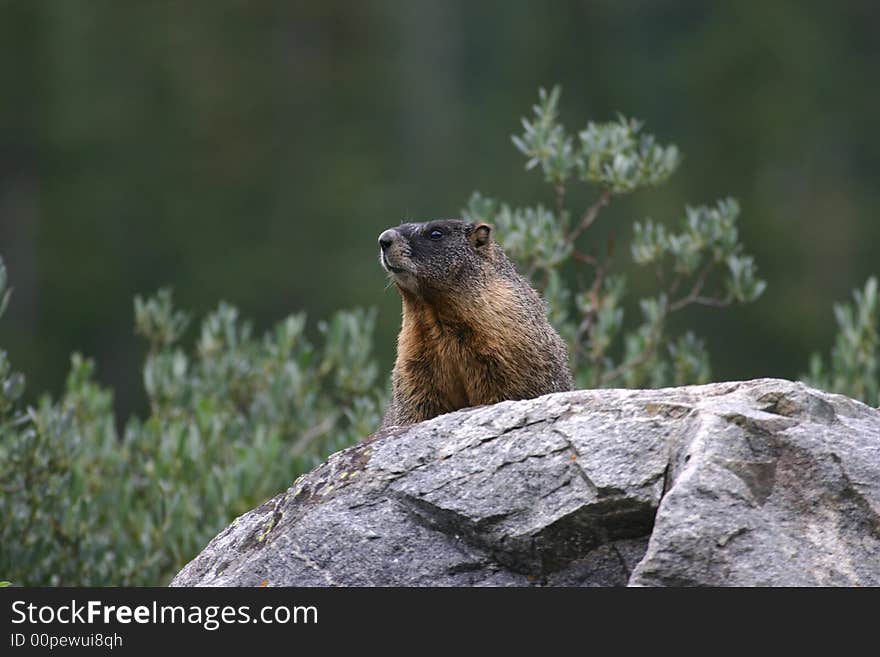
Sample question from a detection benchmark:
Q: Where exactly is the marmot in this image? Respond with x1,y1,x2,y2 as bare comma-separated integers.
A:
378,218,572,428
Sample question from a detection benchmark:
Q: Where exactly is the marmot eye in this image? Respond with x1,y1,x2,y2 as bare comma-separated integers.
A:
427,229,444,240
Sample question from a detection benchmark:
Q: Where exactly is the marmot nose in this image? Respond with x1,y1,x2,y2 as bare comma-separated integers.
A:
378,229,399,251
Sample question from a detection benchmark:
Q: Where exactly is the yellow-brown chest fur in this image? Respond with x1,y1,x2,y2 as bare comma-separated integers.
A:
395,280,525,414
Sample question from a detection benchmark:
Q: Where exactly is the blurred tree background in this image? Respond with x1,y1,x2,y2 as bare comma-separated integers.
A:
1,0,879,421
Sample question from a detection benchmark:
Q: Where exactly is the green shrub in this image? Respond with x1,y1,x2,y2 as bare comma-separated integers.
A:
465,86,766,388
0,268,383,585
805,277,879,407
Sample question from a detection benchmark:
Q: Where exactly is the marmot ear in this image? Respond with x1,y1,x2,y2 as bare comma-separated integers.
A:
469,222,492,249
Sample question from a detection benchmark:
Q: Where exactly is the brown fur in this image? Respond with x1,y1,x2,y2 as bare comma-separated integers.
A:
379,219,572,428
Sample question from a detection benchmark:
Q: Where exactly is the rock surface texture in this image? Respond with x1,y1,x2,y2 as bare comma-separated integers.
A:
170,379,880,587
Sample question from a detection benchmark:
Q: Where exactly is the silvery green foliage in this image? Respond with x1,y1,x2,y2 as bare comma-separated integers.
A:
0,259,10,320
632,199,767,304
0,263,23,419
805,277,879,407
466,193,571,271
467,86,765,389
512,86,681,194
0,259,25,420
511,86,577,188
577,117,681,194
0,275,383,585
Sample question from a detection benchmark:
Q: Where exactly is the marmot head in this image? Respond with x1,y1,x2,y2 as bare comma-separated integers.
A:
378,219,494,297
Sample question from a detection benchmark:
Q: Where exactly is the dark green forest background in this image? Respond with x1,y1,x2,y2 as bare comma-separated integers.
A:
1,0,878,420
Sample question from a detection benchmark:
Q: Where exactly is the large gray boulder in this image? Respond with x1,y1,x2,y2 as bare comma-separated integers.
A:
170,379,880,587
